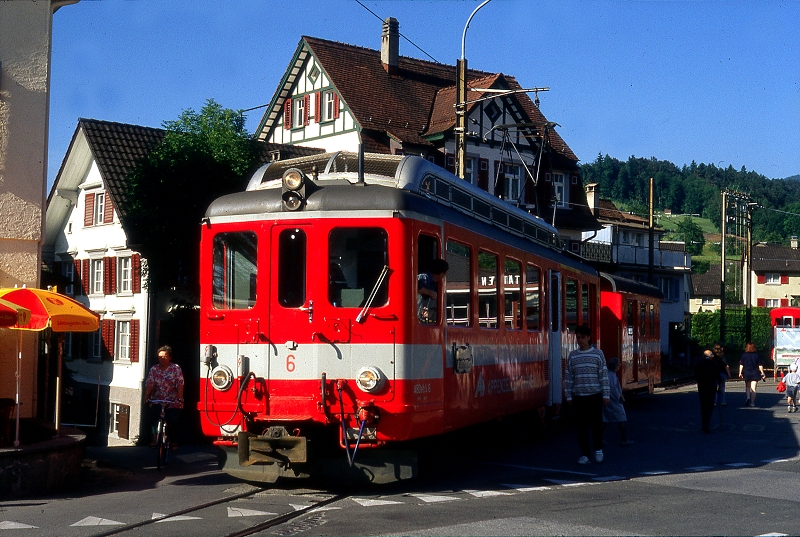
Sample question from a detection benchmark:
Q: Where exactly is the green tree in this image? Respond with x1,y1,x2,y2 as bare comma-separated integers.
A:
676,217,705,256
123,99,259,292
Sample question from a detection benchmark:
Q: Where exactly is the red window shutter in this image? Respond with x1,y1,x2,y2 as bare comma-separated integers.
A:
333,93,340,119
284,99,292,130
314,92,321,123
478,158,489,191
132,254,141,293
102,319,115,360
84,192,95,227
103,194,114,224
757,274,766,284
303,94,310,126
81,259,90,296
757,298,765,307
103,257,113,295
782,298,790,307
781,274,789,284
73,260,82,296
130,319,140,363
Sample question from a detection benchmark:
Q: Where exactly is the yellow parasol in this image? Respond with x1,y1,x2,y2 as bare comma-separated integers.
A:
0,287,99,443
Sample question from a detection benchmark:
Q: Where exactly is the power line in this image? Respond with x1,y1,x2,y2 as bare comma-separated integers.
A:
352,0,439,63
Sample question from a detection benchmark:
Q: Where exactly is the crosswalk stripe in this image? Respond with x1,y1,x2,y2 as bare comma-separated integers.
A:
463,489,514,498
351,497,404,507
411,494,460,503
152,513,202,523
0,521,37,529
502,484,552,492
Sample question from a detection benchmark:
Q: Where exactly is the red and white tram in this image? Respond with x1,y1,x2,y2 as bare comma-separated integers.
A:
197,151,654,483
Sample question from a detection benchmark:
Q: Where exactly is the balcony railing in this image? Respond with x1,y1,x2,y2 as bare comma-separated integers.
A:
580,241,690,269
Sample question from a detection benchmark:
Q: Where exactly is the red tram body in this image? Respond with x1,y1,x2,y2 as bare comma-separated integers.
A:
197,152,660,482
598,274,662,393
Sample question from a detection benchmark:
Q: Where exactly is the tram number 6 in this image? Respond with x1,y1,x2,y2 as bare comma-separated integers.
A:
286,354,296,373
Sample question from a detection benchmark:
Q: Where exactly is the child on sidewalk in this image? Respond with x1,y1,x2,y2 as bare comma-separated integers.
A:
784,364,800,412
603,357,633,446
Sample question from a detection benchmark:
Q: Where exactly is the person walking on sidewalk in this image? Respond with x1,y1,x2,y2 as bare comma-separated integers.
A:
603,357,633,446
738,342,765,407
711,343,730,405
565,325,610,465
784,364,800,412
696,349,719,433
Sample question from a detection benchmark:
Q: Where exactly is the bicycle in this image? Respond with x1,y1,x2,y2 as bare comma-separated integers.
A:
149,399,177,470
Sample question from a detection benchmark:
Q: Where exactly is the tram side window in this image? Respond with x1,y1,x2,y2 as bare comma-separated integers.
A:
445,240,471,326
581,282,591,327
478,251,498,329
525,264,541,331
565,278,578,332
329,228,389,308
640,302,647,336
627,300,634,335
213,232,257,310
504,259,522,330
417,234,442,324
649,303,655,336
278,228,306,307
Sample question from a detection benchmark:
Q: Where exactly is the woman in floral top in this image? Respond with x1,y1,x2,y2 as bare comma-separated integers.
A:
144,345,184,449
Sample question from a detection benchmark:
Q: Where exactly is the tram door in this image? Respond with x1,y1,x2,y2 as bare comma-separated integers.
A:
548,270,562,406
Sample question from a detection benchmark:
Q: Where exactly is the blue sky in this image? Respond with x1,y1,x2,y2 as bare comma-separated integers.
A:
48,0,800,189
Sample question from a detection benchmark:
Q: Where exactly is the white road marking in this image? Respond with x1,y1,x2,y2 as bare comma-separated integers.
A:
152,513,202,523
70,516,123,526
411,494,461,503
685,466,714,471
351,497,404,507
725,462,753,467
0,521,37,529
227,507,276,517
289,504,341,512
640,470,670,475
462,489,514,498
502,484,553,492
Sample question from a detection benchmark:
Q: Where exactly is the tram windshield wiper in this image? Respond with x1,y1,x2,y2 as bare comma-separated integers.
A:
356,265,392,323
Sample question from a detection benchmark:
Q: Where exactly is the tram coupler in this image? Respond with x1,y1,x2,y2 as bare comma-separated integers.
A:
238,428,307,467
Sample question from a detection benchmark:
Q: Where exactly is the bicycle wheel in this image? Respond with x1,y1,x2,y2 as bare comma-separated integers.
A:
156,421,166,470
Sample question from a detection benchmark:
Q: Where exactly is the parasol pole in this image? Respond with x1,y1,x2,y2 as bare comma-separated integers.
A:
14,331,21,447
54,334,63,437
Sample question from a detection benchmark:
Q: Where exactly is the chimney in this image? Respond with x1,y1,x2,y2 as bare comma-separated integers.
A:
586,183,599,215
381,17,399,76
792,236,798,250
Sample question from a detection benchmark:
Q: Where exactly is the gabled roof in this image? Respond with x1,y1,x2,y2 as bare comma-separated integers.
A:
691,264,721,296
751,243,800,273
258,36,577,161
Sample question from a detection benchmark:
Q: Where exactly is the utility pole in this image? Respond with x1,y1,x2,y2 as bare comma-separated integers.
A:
455,0,491,180
720,190,727,345
648,177,655,286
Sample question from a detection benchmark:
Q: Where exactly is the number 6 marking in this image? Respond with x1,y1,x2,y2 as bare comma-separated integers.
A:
286,354,296,372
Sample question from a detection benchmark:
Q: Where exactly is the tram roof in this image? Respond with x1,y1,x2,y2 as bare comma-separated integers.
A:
206,152,594,274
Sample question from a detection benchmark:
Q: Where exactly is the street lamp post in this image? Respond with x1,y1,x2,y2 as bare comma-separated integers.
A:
455,0,491,180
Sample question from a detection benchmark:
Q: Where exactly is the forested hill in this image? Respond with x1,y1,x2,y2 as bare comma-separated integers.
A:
580,154,800,244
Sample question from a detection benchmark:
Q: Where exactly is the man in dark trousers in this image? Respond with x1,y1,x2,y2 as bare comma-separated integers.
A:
696,349,720,433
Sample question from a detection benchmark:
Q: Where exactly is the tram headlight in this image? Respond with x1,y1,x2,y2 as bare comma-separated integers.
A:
282,168,306,211
210,365,234,391
355,366,385,393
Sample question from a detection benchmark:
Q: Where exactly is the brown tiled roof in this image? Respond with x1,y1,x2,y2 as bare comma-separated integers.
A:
298,37,577,162
596,199,650,227
751,243,800,273
79,119,166,219
692,264,721,296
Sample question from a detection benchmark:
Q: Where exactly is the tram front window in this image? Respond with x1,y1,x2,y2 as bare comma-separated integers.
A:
329,228,389,308
212,232,257,309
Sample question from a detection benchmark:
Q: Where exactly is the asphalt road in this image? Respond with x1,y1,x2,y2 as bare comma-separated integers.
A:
1,378,798,536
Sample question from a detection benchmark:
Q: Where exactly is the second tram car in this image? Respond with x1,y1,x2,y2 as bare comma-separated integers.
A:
197,151,659,483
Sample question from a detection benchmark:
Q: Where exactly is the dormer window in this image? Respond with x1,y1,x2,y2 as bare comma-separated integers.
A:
93,192,105,225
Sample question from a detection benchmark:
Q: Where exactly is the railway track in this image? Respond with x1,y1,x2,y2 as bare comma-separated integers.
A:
87,486,346,537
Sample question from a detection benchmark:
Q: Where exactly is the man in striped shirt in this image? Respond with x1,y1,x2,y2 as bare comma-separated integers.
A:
565,324,610,465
